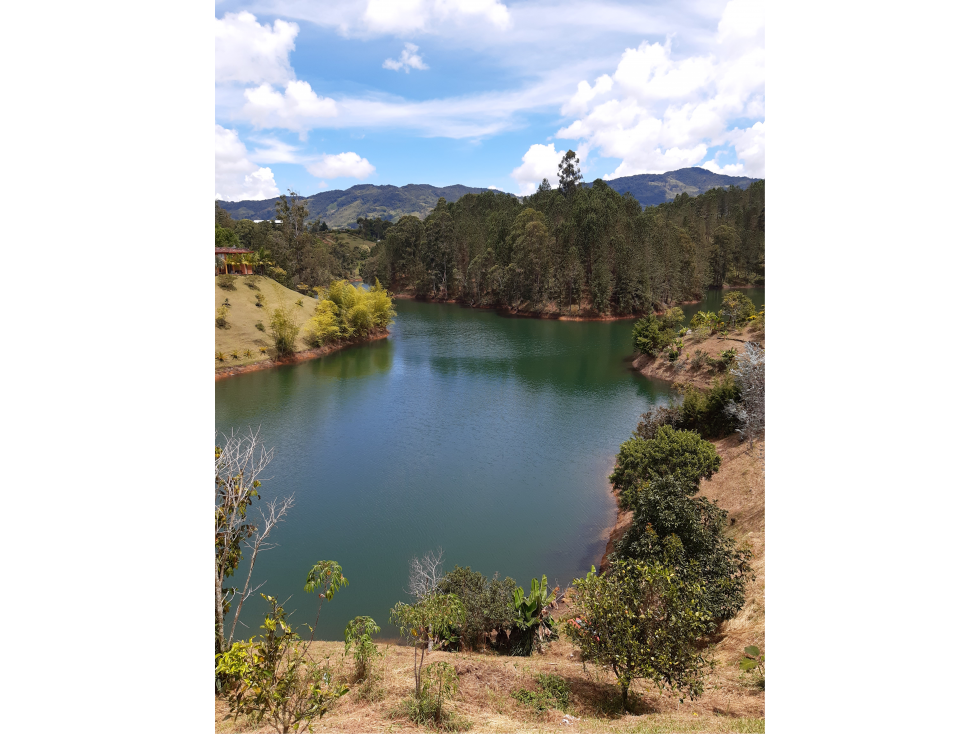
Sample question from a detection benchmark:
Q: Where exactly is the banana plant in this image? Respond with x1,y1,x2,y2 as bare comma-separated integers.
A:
511,575,558,655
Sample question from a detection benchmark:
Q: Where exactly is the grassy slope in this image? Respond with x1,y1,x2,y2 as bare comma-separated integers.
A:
214,438,765,733
215,275,316,369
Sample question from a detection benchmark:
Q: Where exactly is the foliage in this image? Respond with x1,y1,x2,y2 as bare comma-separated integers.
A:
558,150,583,197
720,292,756,327
305,279,395,347
725,342,765,449
343,616,381,682
510,575,559,655
661,307,685,331
396,660,471,731
637,378,741,440
739,646,765,690
565,560,712,712
216,351,226,362
243,349,253,358
231,350,240,360
390,593,466,697
256,293,266,307
690,349,708,368
614,475,753,623
435,566,517,651
689,310,720,333
633,314,678,355
215,305,230,329
610,425,721,510
217,273,237,290
512,673,572,713
255,321,265,332
215,594,348,734
268,307,302,358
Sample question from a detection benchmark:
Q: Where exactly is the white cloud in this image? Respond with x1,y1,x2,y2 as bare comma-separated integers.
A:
306,152,376,179
242,80,339,133
215,11,298,86
554,0,764,178
215,125,281,201
383,43,429,72
250,136,304,164
362,0,511,34
510,143,566,195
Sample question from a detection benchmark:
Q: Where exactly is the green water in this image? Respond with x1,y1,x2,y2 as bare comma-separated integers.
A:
215,289,763,641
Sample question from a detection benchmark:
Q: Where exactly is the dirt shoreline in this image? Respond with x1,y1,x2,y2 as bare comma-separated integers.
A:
215,331,389,381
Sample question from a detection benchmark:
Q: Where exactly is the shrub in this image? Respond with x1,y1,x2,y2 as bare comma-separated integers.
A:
295,298,304,307
255,321,265,332
661,306,685,331
244,275,261,290
344,616,384,699
690,349,708,369
396,662,471,731
259,347,268,355
216,305,230,329
217,273,236,290
435,567,517,652
565,560,712,712
510,575,559,656
231,350,240,360
720,292,756,328
667,349,679,362
255,293,266,308
512,673,572,713
689,310,720,333
633,314,675,355
739,646,765,690
216,351,226,362
610,425,721,509
614,475,753,623
268,307,301,358
243,349,253,358
635,378,740,440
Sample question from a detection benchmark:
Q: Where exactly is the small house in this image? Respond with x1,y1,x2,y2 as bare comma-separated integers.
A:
215,248,255,275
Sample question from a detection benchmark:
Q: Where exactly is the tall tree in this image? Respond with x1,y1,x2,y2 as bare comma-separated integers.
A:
557,150,582,198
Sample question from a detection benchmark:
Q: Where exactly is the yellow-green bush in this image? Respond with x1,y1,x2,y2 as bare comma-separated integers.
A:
307,280,396,346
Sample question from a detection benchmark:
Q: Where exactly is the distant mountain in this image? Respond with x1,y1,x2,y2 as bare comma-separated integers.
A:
218,168,760,227
218,183,515,228
592,168,761,207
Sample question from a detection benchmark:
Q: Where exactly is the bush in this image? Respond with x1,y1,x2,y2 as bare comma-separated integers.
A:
259,347,268,355
633,314,676,355
720,292,756,328
689,310,720,333
216,305,230,329
217,273,236,290
268,307,301,358
244,275,261,290
231,350,240,360
610,425,721,509
661,306,685,331
690,349,708,369
344,616,383,698
255,321,265,332
614,475,753,623
255,293,266,308
512,673,572,713
216,351,226,362
435,567,517,652
243,349,253,358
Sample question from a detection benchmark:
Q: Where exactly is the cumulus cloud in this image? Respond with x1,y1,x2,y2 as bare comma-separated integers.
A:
555,0,765,178
215,125,280,201
306,152,376,179
383,43,429,72
510,143,567,195
215,11,298,86
362,0,511,35
242,80,339,133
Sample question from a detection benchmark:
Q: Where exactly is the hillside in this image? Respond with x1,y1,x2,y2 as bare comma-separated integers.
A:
218,183,515,228
215,275,316,370
590,168,761,208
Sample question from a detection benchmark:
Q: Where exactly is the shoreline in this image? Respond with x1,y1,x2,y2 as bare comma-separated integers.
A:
215,331,389,381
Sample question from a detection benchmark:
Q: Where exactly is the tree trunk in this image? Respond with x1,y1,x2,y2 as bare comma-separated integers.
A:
215,566,226,654
621,680,629,712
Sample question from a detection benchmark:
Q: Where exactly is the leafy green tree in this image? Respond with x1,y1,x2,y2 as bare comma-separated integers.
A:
565,560,712,712
661,306,685,331
558,150,582,197
435,566,517,651
510,575,558,655
610,425,721,509
390,593,466,698
268,307,302,358
614,475,753,622
215,561,349,734
343,616,381,682
720,291,756,327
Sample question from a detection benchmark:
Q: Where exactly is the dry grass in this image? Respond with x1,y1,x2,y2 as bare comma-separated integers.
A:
633,324,764,389
214,275,317,370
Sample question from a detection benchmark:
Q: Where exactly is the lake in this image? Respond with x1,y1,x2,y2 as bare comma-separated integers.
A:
215,289,764,641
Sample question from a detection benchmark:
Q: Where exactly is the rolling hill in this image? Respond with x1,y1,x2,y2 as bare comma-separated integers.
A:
217,168,761,227
590,167,761,207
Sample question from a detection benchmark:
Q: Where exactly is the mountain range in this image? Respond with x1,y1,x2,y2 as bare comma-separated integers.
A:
217,168,761,228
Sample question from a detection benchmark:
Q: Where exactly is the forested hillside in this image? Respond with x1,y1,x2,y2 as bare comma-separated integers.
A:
218,183,511,228
592,168,760,208
362,178,765,315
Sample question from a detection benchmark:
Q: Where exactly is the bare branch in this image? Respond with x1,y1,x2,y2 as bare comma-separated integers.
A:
406,548,445,601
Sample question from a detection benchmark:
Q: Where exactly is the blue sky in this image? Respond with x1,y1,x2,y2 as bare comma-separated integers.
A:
215,0,764,200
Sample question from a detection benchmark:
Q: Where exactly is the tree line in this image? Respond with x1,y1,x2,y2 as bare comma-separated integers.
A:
360,152,764,315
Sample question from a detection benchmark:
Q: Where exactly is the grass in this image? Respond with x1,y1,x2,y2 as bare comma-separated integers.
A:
215,275,318,370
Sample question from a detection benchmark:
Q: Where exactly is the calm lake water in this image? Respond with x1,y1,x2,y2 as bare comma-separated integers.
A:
215,289,764,641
